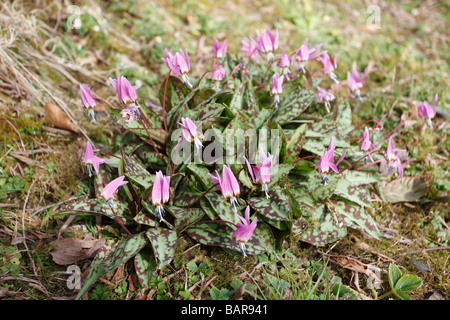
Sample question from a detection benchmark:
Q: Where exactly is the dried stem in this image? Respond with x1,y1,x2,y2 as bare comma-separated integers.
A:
162,71,171,131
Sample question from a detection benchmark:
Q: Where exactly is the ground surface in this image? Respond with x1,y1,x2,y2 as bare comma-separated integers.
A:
0,0,449,300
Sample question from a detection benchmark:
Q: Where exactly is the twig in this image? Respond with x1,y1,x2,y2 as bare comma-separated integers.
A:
162,72,171,131
21,180,39,278
400,246,450,256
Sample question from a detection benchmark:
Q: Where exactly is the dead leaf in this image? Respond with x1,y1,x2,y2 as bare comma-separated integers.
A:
9,152,45,169
326,254,381,282
381,177,427,203
43,103,79,133
50,237,105,265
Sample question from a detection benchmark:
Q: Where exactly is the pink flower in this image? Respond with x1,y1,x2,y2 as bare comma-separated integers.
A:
208,165,240,211
359,127,376,162
315,138,346,185
418,93,438,128
212,38,228,59
241,38,259,59
151,171,171,221
317,51,339,83
277,48,292,79
80,84,97,121
270,73,284,108
347,64,366,99
244,148,273,199
119,105,140,124
162,48,193,88
178,117,204,155
371,114,387,132
384,136,405,163
294,39,323,73
82,141,112,177
211,65,226,82
101,176,128,208
255,29,279,64
109,74,140,105
232,206,257,258
315,86,335,113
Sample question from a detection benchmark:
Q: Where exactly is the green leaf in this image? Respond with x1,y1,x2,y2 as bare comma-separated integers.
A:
388,264,402,290
311,178,339,203
134,250,157,288
76,234,147,300
121,152,155,190
285,123,308,162
395,275,422,293
168,206,205,231
331,283,357,300
329,200,380,240
187,164,214,190
186,221,274,256
145,227,177,269
271,89,315,124
247,186,291,222
203,192,240,224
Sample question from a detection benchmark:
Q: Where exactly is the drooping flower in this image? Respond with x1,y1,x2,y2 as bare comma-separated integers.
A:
119,105,140,125
255,29,279,64
241,38,259,59
211,65,226,83
109,74,140,105
359,127,376,162
101,176,128,208
347,64,366,99
384,136,405,163
178,117,204,155
417,93,438,128
244,148,273,199
208,165,240,212
151,171,171,221
232,206,257,258
315,86,335,113
294,38,323,74
82,141,112,177
162,48,193,88
315,137,346,185
212,38,228,59
317,51,339,83
371,114,387,132
270,73,284,108
277,48,292,80
80,84,97,121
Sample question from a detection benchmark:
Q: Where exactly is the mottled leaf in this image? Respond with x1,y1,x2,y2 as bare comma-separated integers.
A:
146,227,177,269
134,250,157,288
167,206,205,231
285,123,308,162
271,89,314,124
247,186,291,222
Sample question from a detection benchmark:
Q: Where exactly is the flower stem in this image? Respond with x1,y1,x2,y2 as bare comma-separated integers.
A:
354,158,384,171
110,206,134,237
187,183,219,209
94,96,116,110
345,119,379,137
330,80,348,93
162,71,171,132
292,155,321,165
375,111,419,148
195,70,213,88
136,115,165,163
339,149,385,174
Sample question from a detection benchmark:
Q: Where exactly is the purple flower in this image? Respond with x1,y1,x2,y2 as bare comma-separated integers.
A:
371,114,387,132
277,48,292,80
270,73,284,108
317,51,339,83
212,38,228,59
119,105,140,124
101,176,128,208
211,65,226,82
178,117,204,155
294,38,323,73
241,38,259,59
418,93,438,128
80,84,97,121
208,165,240,212
82,141,112,177
109,74,140,105
151,171,171,221
347,64,366,99
162,48,193,88
232,206,257,258
359,127,376,162
315,86,335,113
244,148,273,199
384,136,405,163
315,138,346,185
255,29,279,64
